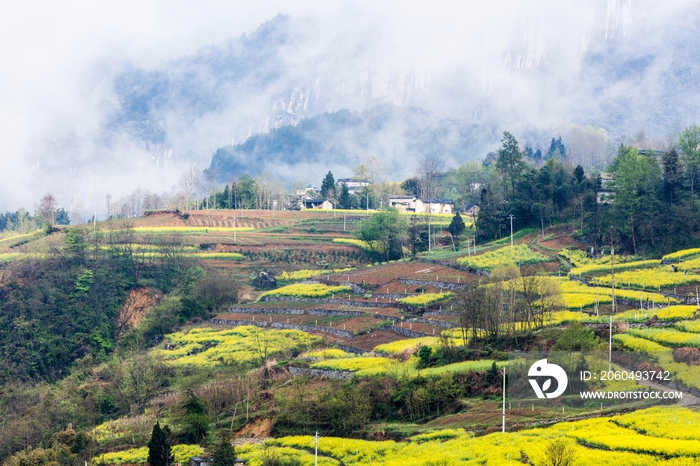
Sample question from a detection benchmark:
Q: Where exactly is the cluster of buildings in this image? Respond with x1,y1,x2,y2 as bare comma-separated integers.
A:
295,178,467,215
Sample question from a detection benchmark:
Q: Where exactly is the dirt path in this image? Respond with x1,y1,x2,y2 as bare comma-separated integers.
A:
616,363,700,406
637,374,700,406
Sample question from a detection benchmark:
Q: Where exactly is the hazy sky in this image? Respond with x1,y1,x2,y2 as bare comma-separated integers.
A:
0,0,695,214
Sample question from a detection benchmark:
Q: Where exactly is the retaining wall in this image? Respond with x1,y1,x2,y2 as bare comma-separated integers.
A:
398,278,470,290
408,317,455,328
379,325,430,338
259,296,395,308
335,344,367,355
288,366,354,380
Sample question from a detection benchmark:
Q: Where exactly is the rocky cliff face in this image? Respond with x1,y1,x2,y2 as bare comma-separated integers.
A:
24,0,700,210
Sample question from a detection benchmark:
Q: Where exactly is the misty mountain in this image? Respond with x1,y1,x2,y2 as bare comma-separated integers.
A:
106,3,700,173
108,14,291,149
11,1,700,214
206,105,498,184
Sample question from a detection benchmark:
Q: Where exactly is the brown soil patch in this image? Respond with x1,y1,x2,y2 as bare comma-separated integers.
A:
343,330,406,351
236,417,273,438
116,287,162,337
540,235,581,250
330,262,479,287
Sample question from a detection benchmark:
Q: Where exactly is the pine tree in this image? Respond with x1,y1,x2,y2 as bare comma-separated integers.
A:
222,185,231,209
147,422,173,466
211,434,237,466
495,131,526,199
320,171,336,199
447,212,466,237
338,183,350,209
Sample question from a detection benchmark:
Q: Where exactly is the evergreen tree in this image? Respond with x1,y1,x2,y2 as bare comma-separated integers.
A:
338,183,350,209
147,422,173,466
320,171,336,199
495,131,526,199
182,392,210,444
662,147,682,203
547,136,567,160
222,185,231,209
211,434,237,466
533,149,543,165
447,212,466,237
573,165,585,184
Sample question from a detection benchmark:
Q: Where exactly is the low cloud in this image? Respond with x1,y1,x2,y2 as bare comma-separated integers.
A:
0,0,697,215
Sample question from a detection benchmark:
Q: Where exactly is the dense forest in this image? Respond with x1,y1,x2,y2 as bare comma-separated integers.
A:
475,127,700,254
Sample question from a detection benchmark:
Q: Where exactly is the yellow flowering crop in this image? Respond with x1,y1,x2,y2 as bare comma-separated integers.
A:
562,293,612,309
397,292,452,307
259,283,352,299
592,266,700,289
310,356,392,374
675,320,700,333
92,444,203,465
253,406,700,466
302,348,354,359
332,238,376,251
614,407,700,440
613,333,668,353
627,327,700,348
571,260,659,277
373,337,441,354
558,278,677,304
663,248,700,262
152,326,322,368
456,244,547,270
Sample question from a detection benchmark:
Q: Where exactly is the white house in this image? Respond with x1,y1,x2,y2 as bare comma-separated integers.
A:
337,178,371,194
388,196,453,214
295,185,318,196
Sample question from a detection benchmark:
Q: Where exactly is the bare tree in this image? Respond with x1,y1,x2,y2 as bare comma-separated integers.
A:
456,285,486,346
178,166,201,211
204,168,217,209
365,155,383,184
105,194,112,219
38,193,57,227
415,153,444,199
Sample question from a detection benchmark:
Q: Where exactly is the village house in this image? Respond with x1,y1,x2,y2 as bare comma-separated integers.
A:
464,203,480,220
295,184,318,196
387,196,454,214
301,197,334,210
336,178,371,194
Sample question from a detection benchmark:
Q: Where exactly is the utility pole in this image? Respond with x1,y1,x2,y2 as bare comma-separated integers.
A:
609,245,615,371
343,212,346,231
509,214,514,247
314,431,320,466
501,368,507,432
233,215,237,244
428,213,432,253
